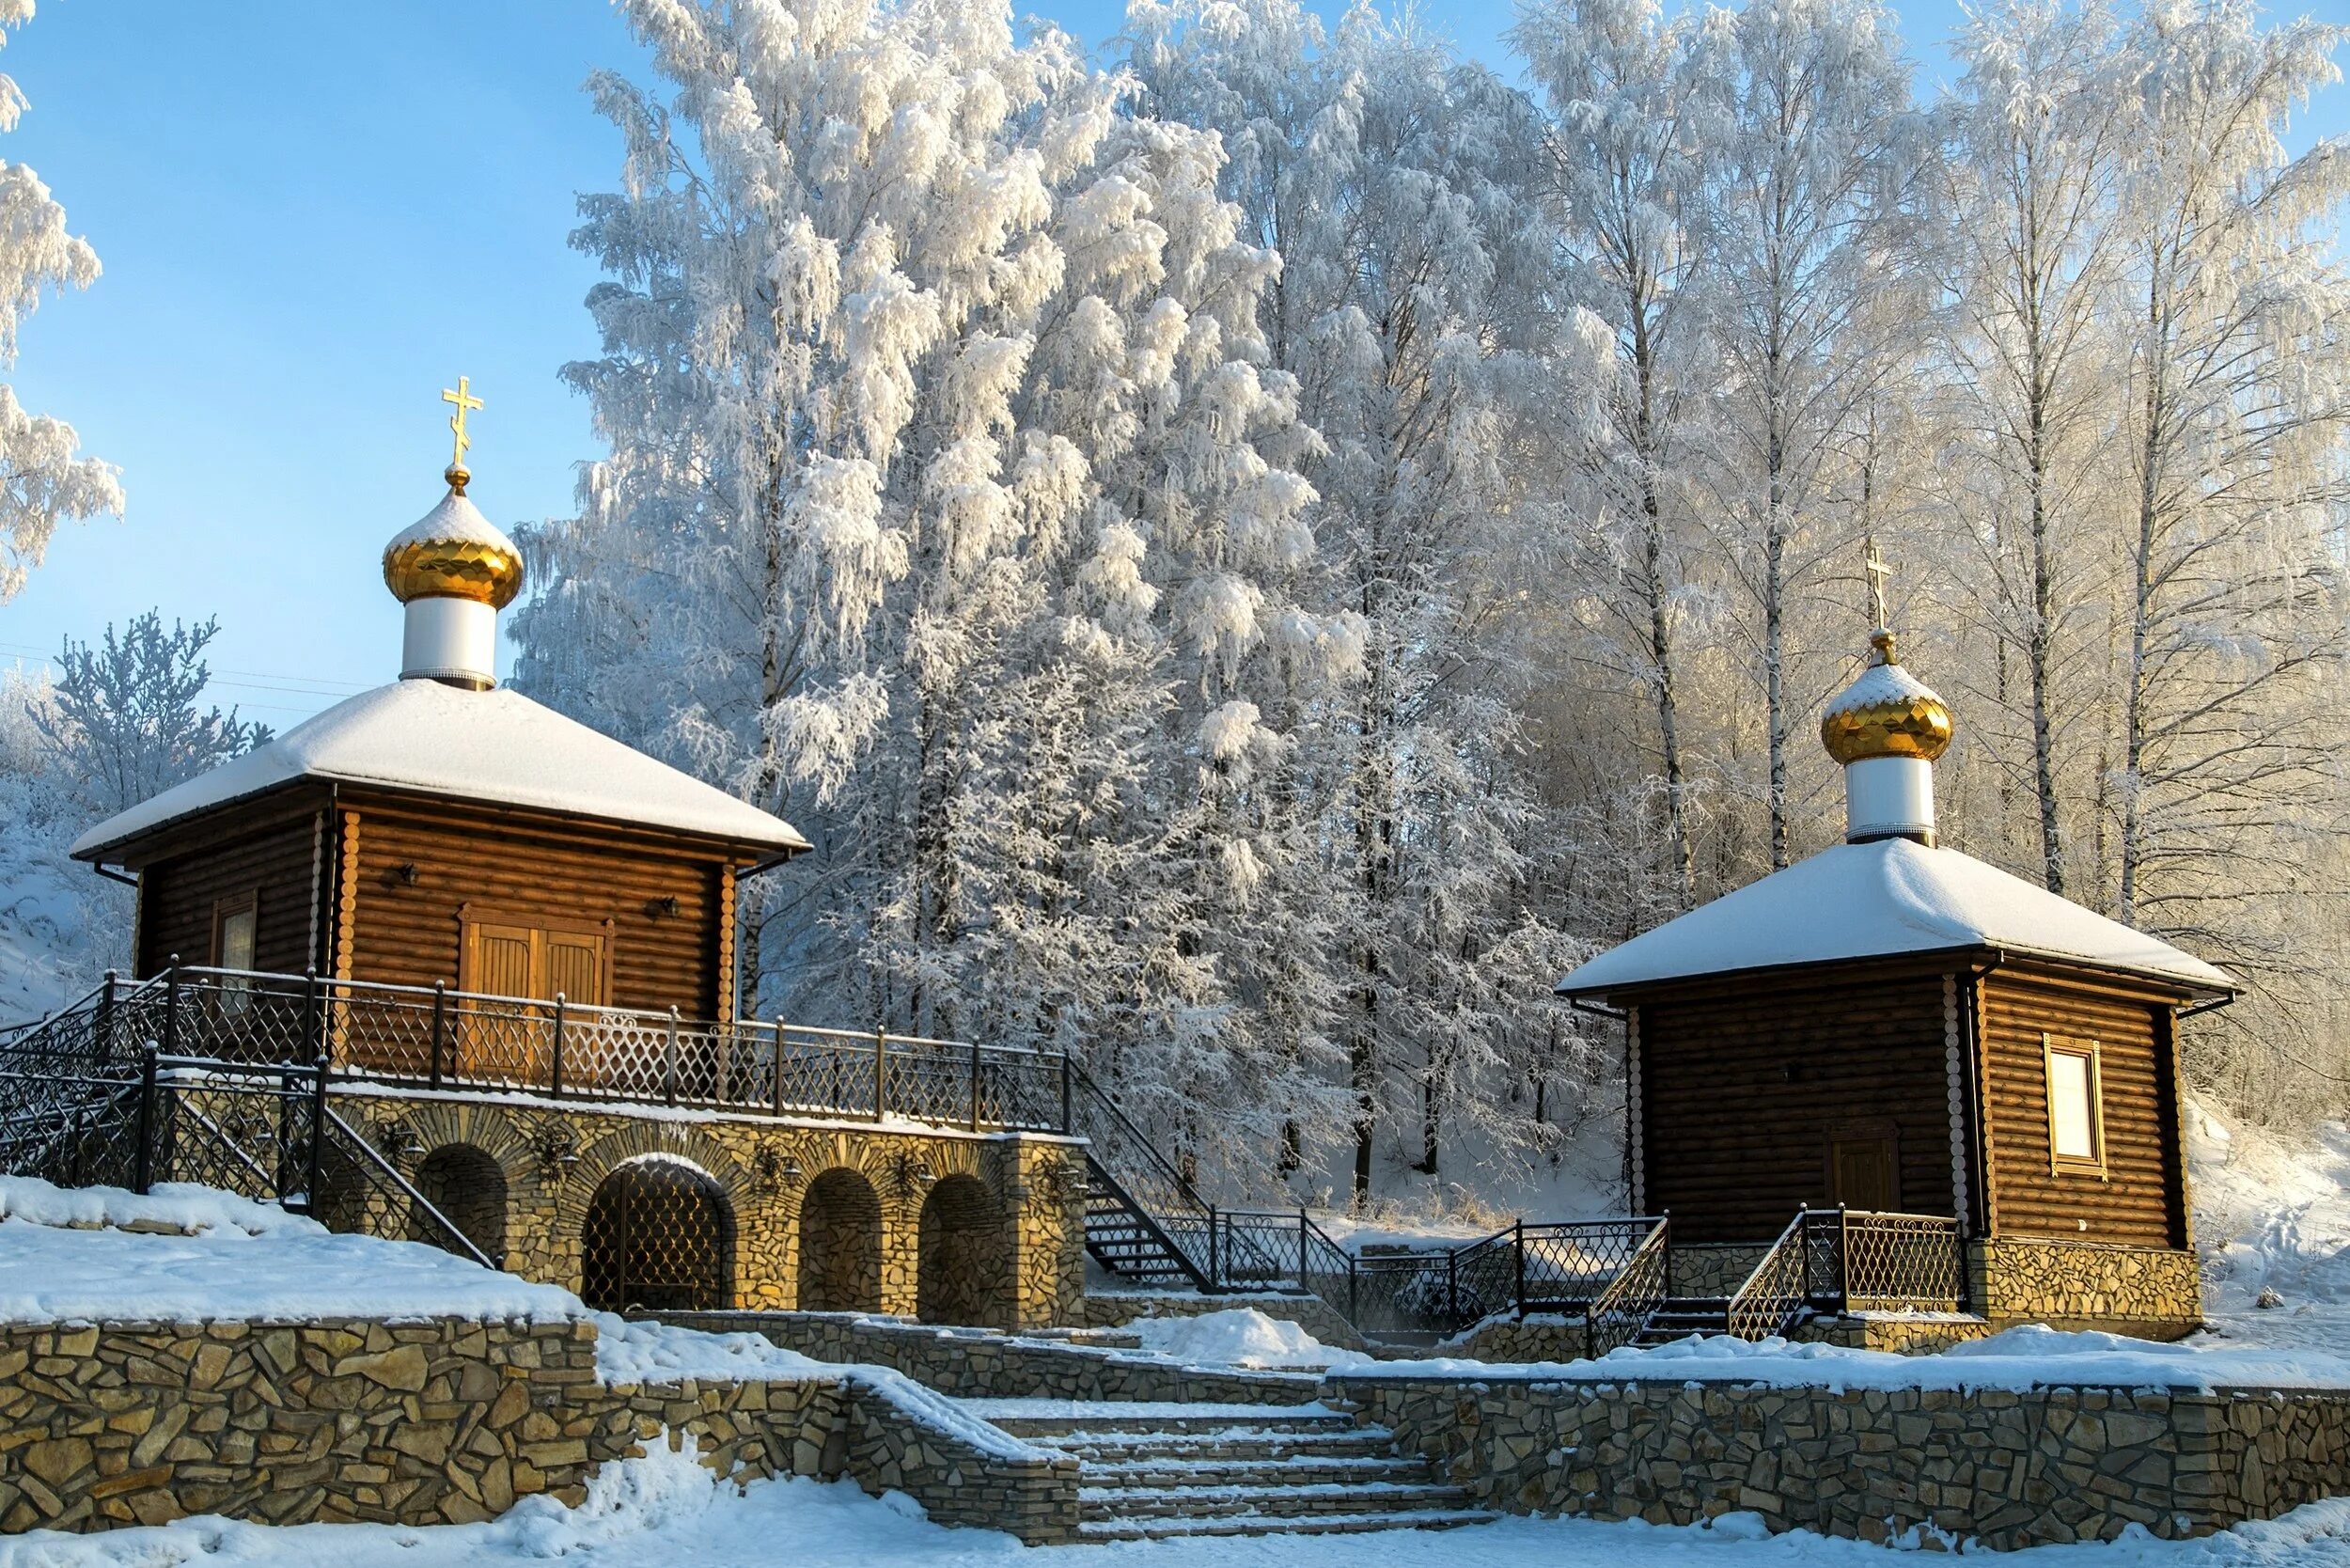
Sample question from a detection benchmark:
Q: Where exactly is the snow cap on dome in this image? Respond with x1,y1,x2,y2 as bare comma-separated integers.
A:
1821,630,1953,765
382,488,525,611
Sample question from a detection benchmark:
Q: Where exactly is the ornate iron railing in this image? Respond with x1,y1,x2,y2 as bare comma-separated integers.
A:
104,964,1073,1137
1584,1215,1672,1356
1728,1207,1968,1339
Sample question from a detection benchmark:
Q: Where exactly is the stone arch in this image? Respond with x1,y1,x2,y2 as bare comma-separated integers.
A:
580,1154,735,1312
409,1142,507,1263
916,1172,1011,1327
798,1167,883,1312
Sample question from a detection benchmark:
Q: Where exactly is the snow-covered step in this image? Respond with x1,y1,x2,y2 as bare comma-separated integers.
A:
1079,1478,1475,1521
1076,1507,1498,1542
1077,1452,1432,1489
953,1394,1495,1541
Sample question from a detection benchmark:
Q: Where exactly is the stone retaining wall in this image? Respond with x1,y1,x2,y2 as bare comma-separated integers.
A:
1438,1313,1590,1364
1328,1371,2350,1548
1969,1239,2201,1340
1792,1312,1996,1355
659,1309,1323,1404
0,1315,1078,1544
1669,1243,1769,1299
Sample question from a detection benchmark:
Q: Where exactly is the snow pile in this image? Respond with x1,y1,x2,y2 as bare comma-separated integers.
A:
1127,1308,1374,1370
0,1175,579,1325
2190,1099,2350,1353
592,1312,830,1385
1360,1323,2350,1394
0,1175,309,1235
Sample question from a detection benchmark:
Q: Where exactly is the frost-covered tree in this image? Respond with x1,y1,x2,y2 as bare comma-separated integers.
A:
0,0,119,603
35,611,267,817
1516,0,1723,908
1698,0,1921,869
1129,0,1587,1203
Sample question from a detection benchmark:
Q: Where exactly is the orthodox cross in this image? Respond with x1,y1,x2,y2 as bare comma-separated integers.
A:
1863,535,1892,632
442,377,484,471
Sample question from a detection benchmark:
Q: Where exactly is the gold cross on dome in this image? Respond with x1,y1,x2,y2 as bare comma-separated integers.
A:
1863,535,1892,632
441,376,484,470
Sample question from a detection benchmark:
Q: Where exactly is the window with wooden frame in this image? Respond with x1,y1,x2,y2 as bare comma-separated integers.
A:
211,893,258,1011
2042,1033,2107,1178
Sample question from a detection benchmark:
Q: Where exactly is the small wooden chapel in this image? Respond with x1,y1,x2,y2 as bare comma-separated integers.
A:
1557,559,2232,1339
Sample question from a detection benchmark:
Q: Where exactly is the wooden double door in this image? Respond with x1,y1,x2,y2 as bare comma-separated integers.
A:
457,912,613,1086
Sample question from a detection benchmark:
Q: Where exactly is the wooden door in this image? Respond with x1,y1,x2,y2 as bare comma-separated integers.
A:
1828,1134,1900,1213
458,917,609,1085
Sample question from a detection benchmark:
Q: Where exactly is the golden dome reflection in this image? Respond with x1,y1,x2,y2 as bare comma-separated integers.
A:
1820,631,1954,766
382,486,525,610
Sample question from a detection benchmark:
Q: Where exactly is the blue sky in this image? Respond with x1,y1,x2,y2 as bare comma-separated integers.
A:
0,0,2342,728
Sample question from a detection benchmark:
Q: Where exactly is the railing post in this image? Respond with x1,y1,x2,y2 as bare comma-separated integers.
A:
1299,1208,1309,1288
551,995,566,1100
162,956,181,1060
969,1037,983,1131
97,969,116,1060
1447,1245,1459,1327
1209,1203,1220,1289
1058,1054,1072,1134
1838,1204,1850,1313
302,967,321,1070
1514,1219,1527,1316
430,981,446,1090
133,1044,158,1195
306,1054,328,1215
873,1028,887,1122
664,1007,680,1106
772,1018,788,1117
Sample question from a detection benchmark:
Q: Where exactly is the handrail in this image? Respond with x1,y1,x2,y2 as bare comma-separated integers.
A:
1584,1215,1671,1356
321,1106,497,1269
1725,1209,1811,1341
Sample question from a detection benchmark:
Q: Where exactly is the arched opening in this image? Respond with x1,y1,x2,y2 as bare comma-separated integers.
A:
917,1173,1010,1327
797,1168,882,1312
581,1156,733,1311
409,1143,508,1264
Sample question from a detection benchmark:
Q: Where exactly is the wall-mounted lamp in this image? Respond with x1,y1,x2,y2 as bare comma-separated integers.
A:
392,863,422,887
646,895,683,919
755,1146,806,1196
378,1120,427,1161
531,1124,581,1183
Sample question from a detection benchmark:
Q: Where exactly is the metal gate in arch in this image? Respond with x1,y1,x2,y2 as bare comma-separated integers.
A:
580,1156,734,1312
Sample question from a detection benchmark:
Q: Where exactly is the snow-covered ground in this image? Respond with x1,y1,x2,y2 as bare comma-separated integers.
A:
2191,1100,2350,1356
3,1434,2349,1568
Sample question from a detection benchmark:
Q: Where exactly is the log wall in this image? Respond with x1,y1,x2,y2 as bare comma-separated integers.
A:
133,801,329,979
1636,964,1956,1242
338,794,729,1018
1975,965,2185,1247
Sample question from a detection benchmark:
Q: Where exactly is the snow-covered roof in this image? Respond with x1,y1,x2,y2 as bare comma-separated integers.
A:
1822,658,1940,721
71,678,811,862
1557,837,2233,998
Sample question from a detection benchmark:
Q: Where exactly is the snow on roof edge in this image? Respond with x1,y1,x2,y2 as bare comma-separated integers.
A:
1556,937,2234,1002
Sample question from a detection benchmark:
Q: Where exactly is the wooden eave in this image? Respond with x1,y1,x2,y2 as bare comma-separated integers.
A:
76,776,807,876
1559,943,2224,1012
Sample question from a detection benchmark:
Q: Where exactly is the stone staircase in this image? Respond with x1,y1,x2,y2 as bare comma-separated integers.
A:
1632,1296,1731,1345
964,1400,1495,1541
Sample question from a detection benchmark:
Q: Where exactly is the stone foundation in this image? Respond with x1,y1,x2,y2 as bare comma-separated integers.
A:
0,1313,1078,1543
1669,1243,1770,1298
329,1090,1089,1329
1969,1238,2202,1340
1330,1371,2350,1547
1791,1312,1997,1354
1438,1313,1590,1364
660,1309,1325,1404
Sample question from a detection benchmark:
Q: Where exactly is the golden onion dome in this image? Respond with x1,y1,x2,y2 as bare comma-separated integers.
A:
1821,631,1953,765
382,470,525,609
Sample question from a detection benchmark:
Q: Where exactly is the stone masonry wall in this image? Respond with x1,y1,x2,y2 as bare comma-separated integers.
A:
1969,1239,2202,1340
660,1309,1325,1404
1669,1244,1770,1299
0,1315,1078,1544
331,1092,1089,1329
1329,1372,2350,1548
1438,1313,1591,1364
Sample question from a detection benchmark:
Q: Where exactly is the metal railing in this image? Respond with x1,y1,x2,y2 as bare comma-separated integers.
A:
1727,1207,1967,1340
0,981,493,1267
1203,1210,1670,1343
98,964,1073,1136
